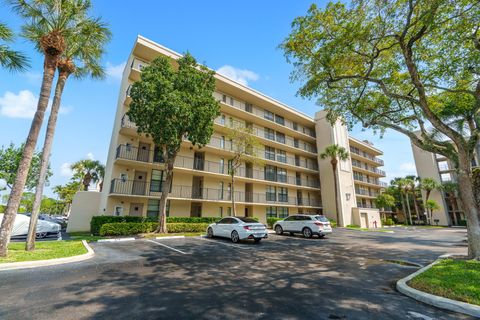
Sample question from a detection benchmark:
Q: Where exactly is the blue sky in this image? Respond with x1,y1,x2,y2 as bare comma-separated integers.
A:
0,0,417,198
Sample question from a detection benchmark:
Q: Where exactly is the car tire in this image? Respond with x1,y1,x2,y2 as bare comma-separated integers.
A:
319,234,326,239
207,227,214,238
302,227,313,238
231,230,240,243
275,225,283,235
254,238,261,243
289,232,294,236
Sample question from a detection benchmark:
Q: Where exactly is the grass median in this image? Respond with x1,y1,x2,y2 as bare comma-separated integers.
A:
408,259,480,306
0,241,87,264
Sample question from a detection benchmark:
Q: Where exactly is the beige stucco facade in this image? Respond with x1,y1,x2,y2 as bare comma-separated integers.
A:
69,36,387,231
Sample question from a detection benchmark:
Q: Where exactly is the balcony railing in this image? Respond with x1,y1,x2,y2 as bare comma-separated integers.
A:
355,189,379,197
357,203,377,209
352,162,386,176
116,145,164,164
109,179,322,207
353,176,388,187
121,114,137,129
214,117,317,154
213,92,317,139
349,148,384,165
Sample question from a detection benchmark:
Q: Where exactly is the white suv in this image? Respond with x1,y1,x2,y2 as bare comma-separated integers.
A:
273,214,332,238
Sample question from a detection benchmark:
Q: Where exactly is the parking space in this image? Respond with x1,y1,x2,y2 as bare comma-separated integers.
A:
0,228,471,320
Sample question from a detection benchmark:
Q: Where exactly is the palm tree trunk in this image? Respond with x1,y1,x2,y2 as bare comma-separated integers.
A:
413,193,421,224
331,160,341,227
156,158,174,233
0,54,58,257
405,193,413,225
399,192,407,225
231,173,236,217
26,73,68,251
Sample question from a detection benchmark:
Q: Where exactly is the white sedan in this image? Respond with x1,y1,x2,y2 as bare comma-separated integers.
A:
207,217,268,243
0,213,61,240
273,214,332,238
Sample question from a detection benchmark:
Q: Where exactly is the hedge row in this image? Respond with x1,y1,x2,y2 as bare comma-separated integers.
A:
91,216,219,235
99,222,210,236
266,217,283,228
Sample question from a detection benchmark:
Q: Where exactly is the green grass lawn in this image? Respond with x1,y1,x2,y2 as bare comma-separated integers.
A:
409,259,480,305
67,232,106,242
0,241,87,264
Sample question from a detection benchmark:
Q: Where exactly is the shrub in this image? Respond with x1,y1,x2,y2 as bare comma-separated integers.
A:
346,224,360,228
99,222,210,236
267,217,283,228
328,219,337,228
91,216,220,235
382,218,395,226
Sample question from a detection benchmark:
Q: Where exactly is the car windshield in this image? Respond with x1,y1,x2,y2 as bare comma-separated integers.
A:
237,217,258,223
314,215,329,222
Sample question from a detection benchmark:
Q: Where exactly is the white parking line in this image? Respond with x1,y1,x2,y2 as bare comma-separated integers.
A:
200,237,249,249
145,239,187,255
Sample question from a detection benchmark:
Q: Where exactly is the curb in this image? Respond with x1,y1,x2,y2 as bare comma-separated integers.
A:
396,255,480,318
155,236,185,240
97,237,136,243
0,240,94,272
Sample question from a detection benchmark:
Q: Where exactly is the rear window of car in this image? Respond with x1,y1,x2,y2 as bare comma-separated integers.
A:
314,215,329,222
238,217,258,223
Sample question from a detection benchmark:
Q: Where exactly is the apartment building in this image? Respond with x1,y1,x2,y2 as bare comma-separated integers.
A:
411,136,479,226
67,36,387,232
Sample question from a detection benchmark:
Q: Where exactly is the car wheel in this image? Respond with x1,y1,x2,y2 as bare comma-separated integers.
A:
319,234,326,239
254,238,261,243
289,232,294,236
207,227,214,238
302,227,313,238
231,230,240,243
275,225,283,235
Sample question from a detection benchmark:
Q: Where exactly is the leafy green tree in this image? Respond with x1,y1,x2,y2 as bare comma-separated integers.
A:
52,181,80,212
282,1,480,258
319,144,349,227
420,177,441,224
71,159,105,191
375,193,396,212
0,143,52,190
27,17,111,251
391,178,411,225
0,0,98,257
0,21,28,71
127,54,219,233
226,124,263,217
425,200,440,224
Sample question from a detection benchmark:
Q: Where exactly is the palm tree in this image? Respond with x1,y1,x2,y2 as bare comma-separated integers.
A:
403,178,416,225
420,178,441,224
71,160,105,191
406,175,422,224
0,22,29,71
425,200,440,225
0,0,94,257
320,144,349,227
374,193,396,221
26,17,111,251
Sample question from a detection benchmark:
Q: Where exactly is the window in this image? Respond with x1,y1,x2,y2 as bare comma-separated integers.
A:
227,207,232,216
120,173,128,182
218,218,229,224
222,94,227,103
265,165,277,181
219,158,225,174
264,110,274,121
266,186,277,201
275,114,285,126
276,132,285,144
266,206,276,218
294,138,299,148
147,199,160,218
220,136,225,149
245,102,253,113
264,128,275,140
265,146,275,160
229,117,234,127
277,168,287,183
278,187,288,202
150,170,164,192
219,182,224,200
293,122,298,131
219,207,223,217
220,114,225,125
229,97,234,106
276,149,286,163
277,207,288,218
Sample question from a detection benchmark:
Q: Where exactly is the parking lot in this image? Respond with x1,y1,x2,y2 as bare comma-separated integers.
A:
0,227,472,320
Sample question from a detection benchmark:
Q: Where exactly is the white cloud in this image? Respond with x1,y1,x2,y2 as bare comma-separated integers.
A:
60,162,73,177
0,90,37,118
106,61,126,80
385,162,418,182
86,152,95,160
0,90,73,119
216,65,259,86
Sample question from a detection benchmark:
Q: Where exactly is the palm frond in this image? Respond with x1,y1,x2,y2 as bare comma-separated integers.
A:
0,45,30,71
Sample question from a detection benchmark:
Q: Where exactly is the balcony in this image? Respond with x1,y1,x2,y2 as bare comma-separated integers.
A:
352,162,386,176
353,176,388,187
350,148,384,165
214,117,317,155
357,203,377,209
115,145,164,164
213,92,317,139
355,189,379,197
109,179,322,207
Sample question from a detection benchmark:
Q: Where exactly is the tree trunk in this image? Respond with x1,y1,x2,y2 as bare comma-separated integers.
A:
413,193,421,223
156,158,174,233
405,193,413,225
231,173,236,217
399,192,407,225
425,189,431,225
331,160,341,227
0,54,57,257
26,73,68,251
83,172,91,191
456,155,480,259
